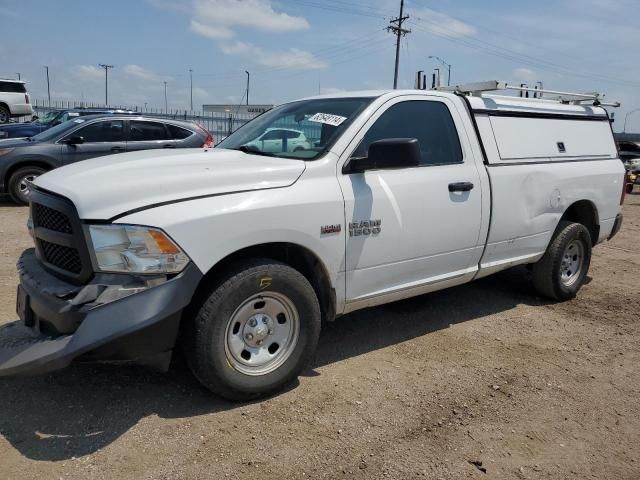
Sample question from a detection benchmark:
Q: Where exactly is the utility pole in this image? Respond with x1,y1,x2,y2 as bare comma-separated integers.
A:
428,55,451,86
164,81,168,113
387,0,410,89
189,68,193,111
44,66,51,105
98,64,113,106
245,71,250,106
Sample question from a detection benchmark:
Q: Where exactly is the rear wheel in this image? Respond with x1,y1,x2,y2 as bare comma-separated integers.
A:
185,259,321,401
0,105,9,123
8,166,46,205
531,221,592,301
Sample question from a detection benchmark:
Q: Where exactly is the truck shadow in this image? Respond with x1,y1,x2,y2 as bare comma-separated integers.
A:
0,266,550,462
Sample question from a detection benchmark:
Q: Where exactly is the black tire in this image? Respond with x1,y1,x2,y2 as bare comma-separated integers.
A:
627,183,634,194
184,259,321,401
531,221,592,301
0,105,9,123
8,166,46,205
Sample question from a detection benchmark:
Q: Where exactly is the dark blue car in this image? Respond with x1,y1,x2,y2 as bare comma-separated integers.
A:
0,108,138,139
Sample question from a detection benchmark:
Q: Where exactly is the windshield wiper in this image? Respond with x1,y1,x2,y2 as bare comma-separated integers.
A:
235,145,276,157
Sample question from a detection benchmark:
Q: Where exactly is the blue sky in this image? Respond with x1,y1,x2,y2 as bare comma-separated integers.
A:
1,0,639,131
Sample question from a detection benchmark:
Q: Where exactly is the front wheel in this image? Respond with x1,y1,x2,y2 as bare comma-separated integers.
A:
184,259,321,401
627,183,634,194
8,166,46,205
531,221,592,301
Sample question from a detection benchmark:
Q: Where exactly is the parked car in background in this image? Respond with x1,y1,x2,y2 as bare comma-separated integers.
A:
0,108,138,139
0,79,32,123
244,127,312,153
0,114,212,204
624,158,640,193
617,140,640,163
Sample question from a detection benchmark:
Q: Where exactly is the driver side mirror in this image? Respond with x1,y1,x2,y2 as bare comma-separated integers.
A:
62,135,84,145
346,138,421,174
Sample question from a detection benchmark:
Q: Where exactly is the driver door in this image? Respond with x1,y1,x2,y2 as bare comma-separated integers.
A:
338,96,485,308
60,119,126,165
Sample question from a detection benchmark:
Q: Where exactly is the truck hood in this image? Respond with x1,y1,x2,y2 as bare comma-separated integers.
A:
33,148,306,219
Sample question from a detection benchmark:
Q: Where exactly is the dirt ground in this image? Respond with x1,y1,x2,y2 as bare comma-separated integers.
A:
0,193,638,480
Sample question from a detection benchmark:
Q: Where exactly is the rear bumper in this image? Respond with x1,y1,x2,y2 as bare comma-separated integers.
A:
0,249,201,377
608,213,623,241
9,104,33,116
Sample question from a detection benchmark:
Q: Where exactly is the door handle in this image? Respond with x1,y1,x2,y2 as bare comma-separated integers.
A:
111,146,124,152
448,182,474,192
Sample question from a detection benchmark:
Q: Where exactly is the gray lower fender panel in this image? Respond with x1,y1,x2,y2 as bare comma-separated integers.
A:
0,260,202,377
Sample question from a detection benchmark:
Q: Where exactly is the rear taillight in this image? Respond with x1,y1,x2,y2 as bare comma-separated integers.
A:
621,172,627,205
25,94,30,104
195,122,212,147
202,132,213,148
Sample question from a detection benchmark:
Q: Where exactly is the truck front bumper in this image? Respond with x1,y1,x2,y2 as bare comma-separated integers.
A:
0,249,201,377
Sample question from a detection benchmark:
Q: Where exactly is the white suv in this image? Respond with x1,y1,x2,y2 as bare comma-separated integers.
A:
0,79,33,123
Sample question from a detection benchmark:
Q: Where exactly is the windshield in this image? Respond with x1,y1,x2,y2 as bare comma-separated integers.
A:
30,118,86,142
216,97,374,160
34,110,61,125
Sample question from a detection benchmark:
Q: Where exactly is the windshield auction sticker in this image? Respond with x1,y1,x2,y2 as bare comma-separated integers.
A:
308,113,347,127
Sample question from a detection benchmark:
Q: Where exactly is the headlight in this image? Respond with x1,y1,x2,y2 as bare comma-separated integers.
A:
88,224,190,274
630,174,638,182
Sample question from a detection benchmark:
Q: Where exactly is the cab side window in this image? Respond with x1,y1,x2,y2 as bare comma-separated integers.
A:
72,120,125,142
353,101,463,166
130,121,171,141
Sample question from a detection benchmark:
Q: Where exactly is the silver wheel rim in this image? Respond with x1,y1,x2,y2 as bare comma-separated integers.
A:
560,239,584,287
224,291,300,376
0,110,7,123
18,174,38,198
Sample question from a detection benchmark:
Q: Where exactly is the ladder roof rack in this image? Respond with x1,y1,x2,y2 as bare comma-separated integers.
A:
435,80,621,108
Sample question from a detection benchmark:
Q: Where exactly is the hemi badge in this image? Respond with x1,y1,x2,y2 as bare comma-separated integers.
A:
321,224,341,235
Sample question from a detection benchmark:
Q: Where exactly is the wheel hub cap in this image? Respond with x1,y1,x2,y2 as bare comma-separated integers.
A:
560,239,584,287
224,292,299,376
242,314,273,346
19,175,38,195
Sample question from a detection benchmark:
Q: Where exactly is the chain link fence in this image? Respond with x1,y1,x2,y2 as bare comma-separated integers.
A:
31,99,257,144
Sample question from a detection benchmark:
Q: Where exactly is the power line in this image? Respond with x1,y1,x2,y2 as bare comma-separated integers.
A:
408,20,640,89
287,0,388,19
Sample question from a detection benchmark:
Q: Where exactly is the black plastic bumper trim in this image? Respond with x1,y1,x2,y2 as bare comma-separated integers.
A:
608,213,623,241
0,253,202,377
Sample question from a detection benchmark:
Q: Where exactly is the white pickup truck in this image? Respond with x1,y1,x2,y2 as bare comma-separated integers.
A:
0,83,625,400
